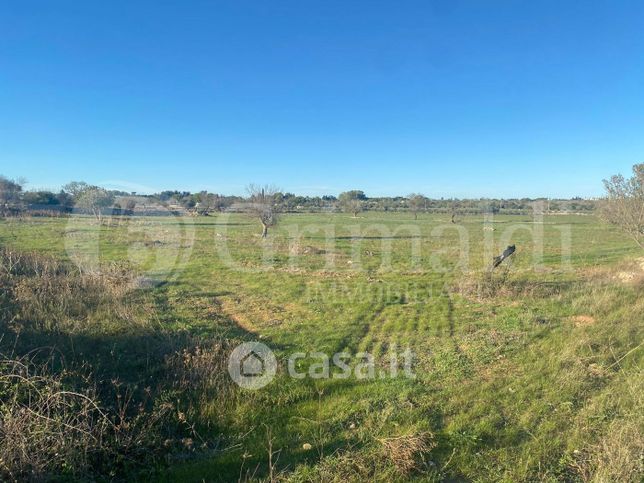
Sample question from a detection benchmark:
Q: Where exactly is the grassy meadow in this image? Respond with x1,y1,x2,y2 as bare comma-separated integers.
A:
0,212,642,481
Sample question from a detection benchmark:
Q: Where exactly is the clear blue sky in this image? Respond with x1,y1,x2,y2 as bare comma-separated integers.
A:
1,1,643,198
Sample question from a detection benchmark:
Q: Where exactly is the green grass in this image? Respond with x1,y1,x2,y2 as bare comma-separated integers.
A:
0,212,642,481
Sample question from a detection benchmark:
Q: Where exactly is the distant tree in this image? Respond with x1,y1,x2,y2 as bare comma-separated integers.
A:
338,190,366,217
481,200,500,215
210,195,225,212
69,185,115,221
22,190,60,205
125,199,136,215
342,190,367,201
600,163,644,248
62,181,90,198
450,199,460,223
179,196,197,212
408,193,426,220
0,176,23,217
158,190,178,202
246,184,280,237
193,191,214,216
115,197,138,216
56,191,74,210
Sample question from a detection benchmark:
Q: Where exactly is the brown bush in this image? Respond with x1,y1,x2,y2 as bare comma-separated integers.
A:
1,247,139,333
0,349,181,481
453,270,580,301
0,247,233,480
0,351,112,480
378,431,436,475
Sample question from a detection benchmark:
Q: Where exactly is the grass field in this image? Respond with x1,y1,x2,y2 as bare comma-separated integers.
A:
0,212,642,481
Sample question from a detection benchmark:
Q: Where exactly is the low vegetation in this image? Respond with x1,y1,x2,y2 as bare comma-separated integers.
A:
1,174,598,219
0,164,642,481
0,247,236,481
600,163,644,248
0,209,641,481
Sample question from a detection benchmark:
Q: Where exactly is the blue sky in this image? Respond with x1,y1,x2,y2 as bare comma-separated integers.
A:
1,0,643,197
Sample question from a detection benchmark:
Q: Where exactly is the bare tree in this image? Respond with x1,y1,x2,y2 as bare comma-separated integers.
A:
338,190,365,217
64,182,115,221
246,184,280,238
194,191,216,216
62,181,90,199
450,199,460,224
600,163,644,248
78,188,115,221
407,193,426,220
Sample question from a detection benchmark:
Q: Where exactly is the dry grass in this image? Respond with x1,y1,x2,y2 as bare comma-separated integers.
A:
286,431,436,482
0,247,235,481
1,247,141,333
453,269,578,301
567,367,644,483
0,351,112,480
569,315,597,327
589,420,643,482
168,341,232,394
0,348,182,481
378,431,436,475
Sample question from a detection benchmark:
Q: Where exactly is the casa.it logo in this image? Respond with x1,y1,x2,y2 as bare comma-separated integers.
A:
228,342,277,390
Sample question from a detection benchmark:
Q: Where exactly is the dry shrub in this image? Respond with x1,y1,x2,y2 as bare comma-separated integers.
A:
0,338,235,481
163,337,238,430
293,432,436,482
0,359,111,480
453,272,503,300
569,315,596,327
454,270,578,301
308,452,380,482
0,247,233,480
1,247,140,333
166,338,235,397
0,351,112,480
0,248,66,277
590,420,643,482
566,418,643,483
378,431,436,475
0,349,178,481
586,368,643,482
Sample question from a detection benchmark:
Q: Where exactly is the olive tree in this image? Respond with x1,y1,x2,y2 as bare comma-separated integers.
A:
246,184,280,238
338,190,366,217
600,163,643,248
64,182,114,221
450,199,460,224
194,191,216,216
62,181,90,199
407,193,427,220
78,188,115,221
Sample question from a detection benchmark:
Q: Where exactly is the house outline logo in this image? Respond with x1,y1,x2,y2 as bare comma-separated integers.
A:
240,350,265,377
228,342,277,389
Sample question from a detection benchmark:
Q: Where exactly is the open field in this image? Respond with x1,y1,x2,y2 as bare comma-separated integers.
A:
0,212,642,481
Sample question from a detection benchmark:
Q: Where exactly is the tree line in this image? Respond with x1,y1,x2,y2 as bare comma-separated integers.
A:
0,177,597,219
1,164,641,246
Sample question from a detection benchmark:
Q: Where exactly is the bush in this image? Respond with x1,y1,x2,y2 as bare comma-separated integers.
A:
0,247,234,481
